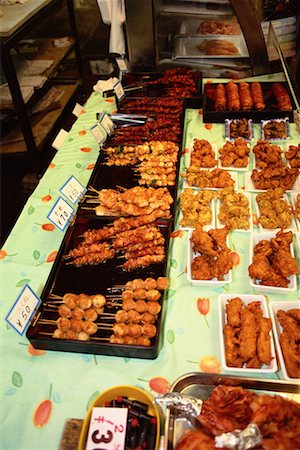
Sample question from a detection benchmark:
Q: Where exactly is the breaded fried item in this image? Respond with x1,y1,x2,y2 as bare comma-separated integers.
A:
256,188,293,230
226,297,243,328
224,324,243,367
239,309,257,360
246,354,261,368
248,254,273,281
208,227,229,252
277,310,300,341
257,317,272,365
271,248,299,278
211,251,234,280
191,254,213,280
247,301,263,321
279,332,300,378
287,309,300,323
191,227,217,256
175,428,215,450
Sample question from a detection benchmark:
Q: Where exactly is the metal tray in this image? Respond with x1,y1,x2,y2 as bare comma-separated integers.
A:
203,82,295,123
173,36,248,60
26,216,172,359
166,372,300,450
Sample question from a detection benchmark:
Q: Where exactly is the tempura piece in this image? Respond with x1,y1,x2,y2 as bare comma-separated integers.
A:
256,188,293,230
225,297,243,328
179,189,214,228
224,324,243,367
217,186,250,230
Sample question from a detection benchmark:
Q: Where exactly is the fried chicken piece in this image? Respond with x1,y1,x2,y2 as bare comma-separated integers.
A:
270,230,293,252
277,310,300,341
191,254,213,280
175,429,215,450
257,317,272,365
211,251,233,280
246,354,261,368
262,271,289,288
208,227,229,252
279,332,300,378
251,167,299,190
253,139,284,169
248,254,273,281
271,248,299,278
191,139,217,168
287,308,300,323
247,301,263,320
198,385,256,435
256,188,293,230
219,138,249,168
286,144,300,168
254,239,273,256
191,228,217,256
224,324,243,367
226,297,243,328
239,308,257,361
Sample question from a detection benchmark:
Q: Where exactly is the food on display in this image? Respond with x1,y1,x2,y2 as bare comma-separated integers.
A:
196,39,239,55
198,20,240,35
239,82,253,111
190,139,217,168
228,118,252,140
251,166,299,190
262,119,288,140
142,67,199,98
256,188,293,229
224,297,272,368
86,186,173,218
248,230,299,288
190,226,234,280
273,82,293,111
217,186,250,230
286,143,300,168
250,81,265,110
276,309,300,378
180,189,214,228
226,81,240,111
175,385,300,450
218,137,249,168
214,83,226,111
253,139,284,169
182,167,235,189
294,194,300,220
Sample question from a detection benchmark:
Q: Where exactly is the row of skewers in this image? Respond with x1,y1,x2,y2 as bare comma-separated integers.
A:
36,277,168,346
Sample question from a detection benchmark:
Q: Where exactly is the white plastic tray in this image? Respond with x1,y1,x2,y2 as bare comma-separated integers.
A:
260,118,290,141
269,301,300,382
187,229,232,286
249,232,297,293
224,118,254,142
219,293,277,373
244,171,300,193
216,191,252,232
182,169,238,190
254,193,297,232
179,190,215,231
186,138,218,168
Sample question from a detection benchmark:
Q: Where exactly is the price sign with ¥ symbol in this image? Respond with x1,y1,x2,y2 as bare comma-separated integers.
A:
6,284,41,335
60,176,86,205
113,81,125,101
47,197,74,231
85,407,128,450
98,113,115,136
90,124,106,145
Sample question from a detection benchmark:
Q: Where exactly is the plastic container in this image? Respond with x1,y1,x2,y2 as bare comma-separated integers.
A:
215,191,252,232
254,193,297,232
225,118,253,142
217,140,251,171
261,118,290,141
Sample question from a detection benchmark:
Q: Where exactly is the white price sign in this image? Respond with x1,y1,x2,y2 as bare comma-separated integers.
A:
116,57,128,72
85,407,128,450
90,124,106,145
98,113,115,136
60,176,86,204
6,285,41,336
47,197,74,231
113,81,125,101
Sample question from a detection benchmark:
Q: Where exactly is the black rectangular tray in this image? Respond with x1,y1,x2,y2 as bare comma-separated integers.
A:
203,82,296,123
26,216,172,359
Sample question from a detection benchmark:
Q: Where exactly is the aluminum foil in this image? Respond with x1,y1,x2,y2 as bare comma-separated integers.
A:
154,393,203,418
215,423,262,450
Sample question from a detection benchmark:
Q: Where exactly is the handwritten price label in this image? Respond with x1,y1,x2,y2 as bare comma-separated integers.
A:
113,81,125,101
47,197,74,231
98,113,115,136
60,176,86,204
90,124,106,145
85,407,128,450
6,285,41,335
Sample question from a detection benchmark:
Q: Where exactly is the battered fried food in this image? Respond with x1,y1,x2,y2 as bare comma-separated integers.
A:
197,39,239,55
219,137,249,168
179,188,214,228
286,144,300,168
225,296,243,327
294,193,300,221
248,230,299,288
175,428,215,450
263,119,287,139
190,139,217,168
253,139,284,169
279,332,300,378
229,118,252,139
256,187,293,230
239,308,257,361
251,166,299,190
182,167,235,188
277,310,300,341
217,186,250,230
224,324,243,367
257,317,272,365
191,226,218,256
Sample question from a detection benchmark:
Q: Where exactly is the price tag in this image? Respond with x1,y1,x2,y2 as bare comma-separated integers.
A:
60,176,86,204
47,197,74,231
116,57,128,73
85,407,128,450
6,285,41,336
113,81,125,101
90,124,106,145
98,113,115,136
52,129,69,150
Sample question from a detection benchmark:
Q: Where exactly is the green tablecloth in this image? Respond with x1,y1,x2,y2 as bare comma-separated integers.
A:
1,73,299,450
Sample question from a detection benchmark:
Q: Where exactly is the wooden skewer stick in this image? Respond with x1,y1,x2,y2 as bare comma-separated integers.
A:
88,186,100,195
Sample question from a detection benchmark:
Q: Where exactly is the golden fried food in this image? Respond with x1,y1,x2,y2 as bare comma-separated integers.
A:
229,118,252,139
239,308,257,361
263,120,287,139
253,139,284,169
175,428,215,450
256,187,293,229
191,254,214,280
191,227,218,256
257,317,272,365
224,324,243,367
182,167,235,188
217,186,250,230
225,296,243,328
295,193,300,221
197,39,239,55
179,188,214,228
251,166,299,191
286,144,300,168
287,308,300,322
277,310,300,341
248,230,299,288
219,137,249,168
279,332,300,378
190,139,217,168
